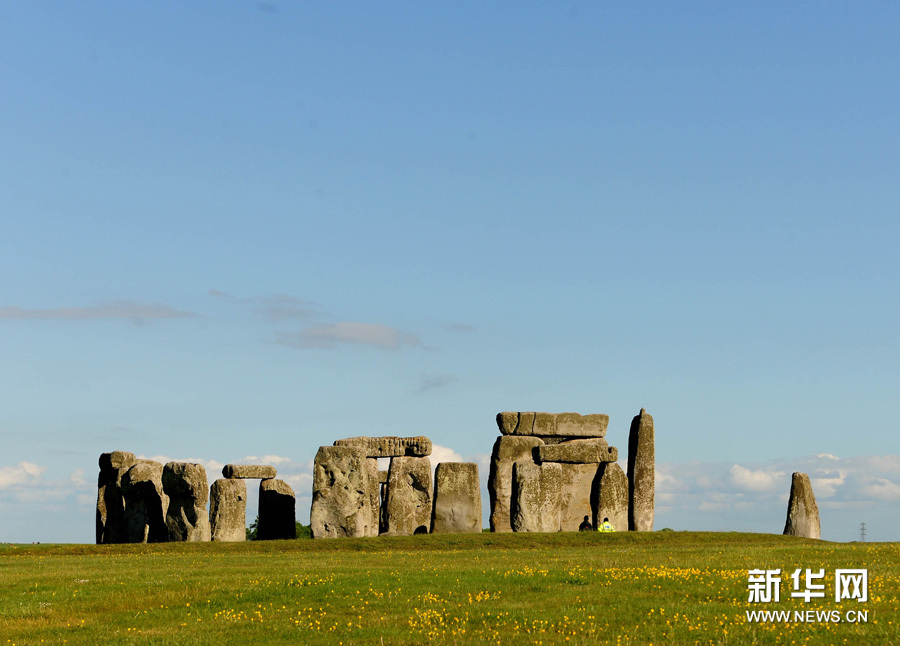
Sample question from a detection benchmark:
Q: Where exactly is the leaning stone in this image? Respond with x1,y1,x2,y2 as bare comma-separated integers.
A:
627,408,655,531
378,470,388,484
257,478,296,540
431,463,481,534
384,456,432,535
365,458,381,537
512,461,561,532
536,439,617,464
121,460,169,543
310,446,374,538
209,478,246,542
162,462,210,542
596,462,628,532
496,412,608,438
222,464,277,480
96,451,136,544
558,463,601,531
333,436,432,457
783,472,821,539
488,436,544,532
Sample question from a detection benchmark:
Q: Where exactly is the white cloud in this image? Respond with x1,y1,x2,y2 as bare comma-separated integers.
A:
0,300,196,321
275,322,425,350
729,464,784,492
0,462,47,488
69,469,88,487
431,444,464,466
259,455,292,465
861,478,900,501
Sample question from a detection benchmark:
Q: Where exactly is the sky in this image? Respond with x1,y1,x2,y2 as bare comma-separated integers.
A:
1,2,898,543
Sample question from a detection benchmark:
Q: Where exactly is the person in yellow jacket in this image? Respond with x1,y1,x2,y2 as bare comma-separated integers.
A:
597,517,615,532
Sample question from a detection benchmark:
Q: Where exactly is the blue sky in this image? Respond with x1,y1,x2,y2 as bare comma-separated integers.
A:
1,2,897,542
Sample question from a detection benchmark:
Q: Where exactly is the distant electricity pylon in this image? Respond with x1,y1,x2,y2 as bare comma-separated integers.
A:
859,522,867,542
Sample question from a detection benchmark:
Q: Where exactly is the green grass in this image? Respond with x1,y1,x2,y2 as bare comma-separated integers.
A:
1,532,897,645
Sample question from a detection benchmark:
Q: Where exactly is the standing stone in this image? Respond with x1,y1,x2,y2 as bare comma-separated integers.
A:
257,478,296,540
384,456,432,535
162,462,210,542
783,472,821,539
431,462,481,534
488,435,544,532
365,458,381,536
512,461,562,533
121,460,169,543
596,462,628,532
310,446,374,538
558,463,601,532
96,451,136,544
210,478,247,542
627,408,655,531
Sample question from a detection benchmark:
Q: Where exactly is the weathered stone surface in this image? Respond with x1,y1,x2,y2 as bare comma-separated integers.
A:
222,464,277,480
257,478,296,540
96,451,136,544
488,435,544,532
378,470,389,484
99,450,137,473
162,462,210,542
536,439,618,464
496,412,608,438
333,436,432,458
512,461,561,532
121,460,169,543
627,408,655,531
559,463,601,531
596,462,628,532
384,456,432,535
431,462,481,534
210,478,247,542
783,472,821,539
365,458,380,537
310,446,374,538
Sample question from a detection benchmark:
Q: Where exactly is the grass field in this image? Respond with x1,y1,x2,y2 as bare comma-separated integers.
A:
1,531,897,645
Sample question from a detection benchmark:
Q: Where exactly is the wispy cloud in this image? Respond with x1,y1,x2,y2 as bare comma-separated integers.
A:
417,373,457,394
0,301,196,322
250,295,317,322
275,322,425,350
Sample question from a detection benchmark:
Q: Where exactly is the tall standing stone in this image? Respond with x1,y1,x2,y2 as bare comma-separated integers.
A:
512,461,562,533
96,451,136,544
488,435,544,532
365,458,381,537
627,408,655,531
210,478,247,542
121,460,169,543
384,456,432,535
431,462,481,534
558,463,601,531
310,446,374,538
783,472,821,539
162,462,210,542
596,462,628,532
258,478,296,540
